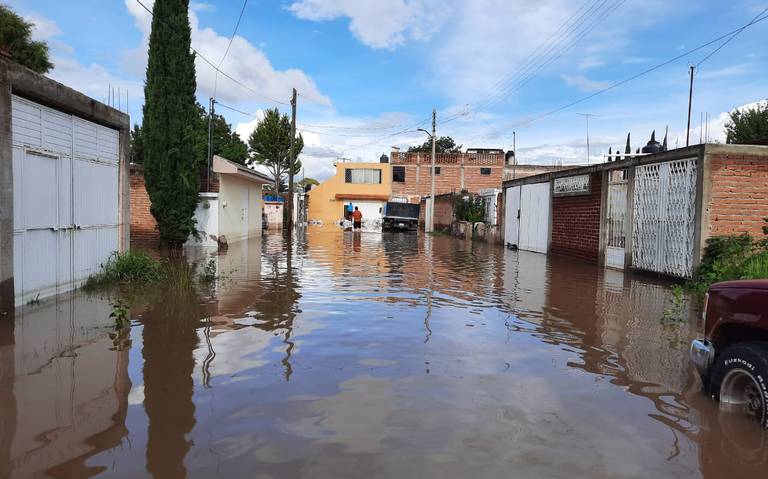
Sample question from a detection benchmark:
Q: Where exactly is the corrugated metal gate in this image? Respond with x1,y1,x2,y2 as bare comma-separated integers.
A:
632,158,698,277
12,95,120,304
605,170,628,269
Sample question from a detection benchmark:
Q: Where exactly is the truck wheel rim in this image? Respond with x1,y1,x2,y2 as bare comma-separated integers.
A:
720,368,766,424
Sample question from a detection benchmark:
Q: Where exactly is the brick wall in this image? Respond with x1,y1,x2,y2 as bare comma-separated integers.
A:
391,152,504,197
550,172,602,262
129,164,159,247
707,153,768,238
418,195,454,229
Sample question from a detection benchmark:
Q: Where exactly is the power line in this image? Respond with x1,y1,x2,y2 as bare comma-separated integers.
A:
485,10,768,137
134,0,289,106
218,0,249,68
696,6,768,68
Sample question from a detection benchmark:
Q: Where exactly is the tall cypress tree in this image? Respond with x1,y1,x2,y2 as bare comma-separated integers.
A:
142,0,200,249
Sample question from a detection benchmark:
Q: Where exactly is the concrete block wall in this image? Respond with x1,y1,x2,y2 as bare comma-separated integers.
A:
705,152,768,239
550,172,603,262
418,195,454,230
129,164,159,247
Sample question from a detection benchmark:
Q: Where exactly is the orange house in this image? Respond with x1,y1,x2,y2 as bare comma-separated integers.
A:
307,161,392,224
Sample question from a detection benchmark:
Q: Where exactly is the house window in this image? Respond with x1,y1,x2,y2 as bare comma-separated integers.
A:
434,167,441,175
393,166,406,183
480,167,492,175
345,168,382,184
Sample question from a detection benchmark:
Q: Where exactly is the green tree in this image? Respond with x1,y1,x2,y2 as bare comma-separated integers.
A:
142,0,200,249
129,123,144,164
0,5,53,73
195,103,248,165
408,136,462,153
247,108,304,193
298,177,319,190
725,101,768,145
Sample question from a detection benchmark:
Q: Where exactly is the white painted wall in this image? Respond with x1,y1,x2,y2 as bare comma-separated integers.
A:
218,176,263,243
190,193,219,247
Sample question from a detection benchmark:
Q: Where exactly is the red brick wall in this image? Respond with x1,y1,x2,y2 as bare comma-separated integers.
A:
551,172,602,262
707,153,768,238
418,195,454,229
391,152,504,197
129,164,159,247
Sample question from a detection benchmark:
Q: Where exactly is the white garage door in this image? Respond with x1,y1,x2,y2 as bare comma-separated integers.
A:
12,95,120,305
519,183,551,254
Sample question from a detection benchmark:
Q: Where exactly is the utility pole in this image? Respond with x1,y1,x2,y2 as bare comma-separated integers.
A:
429,108,436,234
287,88,297,232
686,65,694,147
207,97,214,191
512,131,517,179
577,113,597,164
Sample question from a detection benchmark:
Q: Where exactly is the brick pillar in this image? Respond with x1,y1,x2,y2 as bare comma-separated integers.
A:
415,153,420,196
460,156,465,190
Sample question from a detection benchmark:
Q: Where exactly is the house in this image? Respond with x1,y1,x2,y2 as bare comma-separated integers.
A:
389,149,505,203
191,155,272,246
501,141,768,279
307,160,392,225
0,56,130,312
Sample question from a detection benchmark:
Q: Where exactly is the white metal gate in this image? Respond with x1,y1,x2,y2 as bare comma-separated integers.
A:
12,95,120,304
504,186,521,247
519,183,551,254
632,158,698,277
605,170,628,269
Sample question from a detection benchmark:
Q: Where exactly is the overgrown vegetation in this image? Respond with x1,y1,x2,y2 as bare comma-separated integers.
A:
0,5,53,73
452,194,486,223
83,251,218,290
691,219,768,291
408,136,462,153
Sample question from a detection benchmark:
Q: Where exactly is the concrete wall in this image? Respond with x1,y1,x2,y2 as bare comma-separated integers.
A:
264,201,283,227
307,162,392,224
391,151,504,197
190,193,219,247
129,164,159,247
551,172,603,262
0,57,129,316
218,175,263,243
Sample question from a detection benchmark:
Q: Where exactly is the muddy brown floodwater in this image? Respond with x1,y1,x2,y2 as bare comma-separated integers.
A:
1,228,767,478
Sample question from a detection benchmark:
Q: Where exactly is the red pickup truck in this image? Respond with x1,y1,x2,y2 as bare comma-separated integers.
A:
690,280,768,428
691,280,768,428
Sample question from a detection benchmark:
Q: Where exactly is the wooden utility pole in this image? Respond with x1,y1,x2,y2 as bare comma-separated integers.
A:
686,66,694,147
429,108,436,234
287,88,297,231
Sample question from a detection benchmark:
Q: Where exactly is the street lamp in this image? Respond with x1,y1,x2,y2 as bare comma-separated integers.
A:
417,109,436,233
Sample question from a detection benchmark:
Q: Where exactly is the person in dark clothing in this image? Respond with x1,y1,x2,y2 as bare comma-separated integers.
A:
351,206,363,230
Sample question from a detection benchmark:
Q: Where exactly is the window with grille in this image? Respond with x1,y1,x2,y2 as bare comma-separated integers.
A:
393,166,406,182
434,167,441,175
480,167,491,175
345,168,382,184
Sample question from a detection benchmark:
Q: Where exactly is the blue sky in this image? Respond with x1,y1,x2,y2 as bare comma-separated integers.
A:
8,0,768,179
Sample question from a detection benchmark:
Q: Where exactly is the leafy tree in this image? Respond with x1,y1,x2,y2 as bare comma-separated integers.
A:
130,123,144,164
191,103,248,165
298,177,319,190
0,5,53,73
725,101,768,145
408,136,462,154
247,108,304,193
142,0,200,249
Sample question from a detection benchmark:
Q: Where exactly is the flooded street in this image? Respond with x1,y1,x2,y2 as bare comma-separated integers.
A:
1,228,766,478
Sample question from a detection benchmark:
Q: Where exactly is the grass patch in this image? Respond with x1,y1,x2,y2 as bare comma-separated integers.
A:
83,251,215,291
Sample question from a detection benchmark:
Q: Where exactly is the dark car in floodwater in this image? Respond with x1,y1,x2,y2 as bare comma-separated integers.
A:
690,280,768,428
382,202,420,231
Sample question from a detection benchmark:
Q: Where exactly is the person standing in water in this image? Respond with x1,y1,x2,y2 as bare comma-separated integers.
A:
351,206,363,230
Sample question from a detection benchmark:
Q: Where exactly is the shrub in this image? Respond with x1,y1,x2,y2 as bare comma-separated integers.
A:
692,221,768,290
453,194,486,223
84,251,163,289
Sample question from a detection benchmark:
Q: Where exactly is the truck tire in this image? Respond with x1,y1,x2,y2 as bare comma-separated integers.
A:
709,342,768,428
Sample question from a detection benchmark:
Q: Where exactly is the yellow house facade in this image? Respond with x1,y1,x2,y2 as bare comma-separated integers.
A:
308,162,392,224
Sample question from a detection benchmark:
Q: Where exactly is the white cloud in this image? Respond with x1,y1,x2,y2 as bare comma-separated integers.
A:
124,0,330,106
561,74,610,92
288,0,451,49
26,13,61,40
